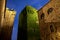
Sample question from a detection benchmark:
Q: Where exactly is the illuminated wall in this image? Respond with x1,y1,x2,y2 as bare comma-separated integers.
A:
0,0,6,40
0,0,6,27
3,8,16,27
18,6,40,40
40,0,60,22
0,8,16,40
38,0,60,40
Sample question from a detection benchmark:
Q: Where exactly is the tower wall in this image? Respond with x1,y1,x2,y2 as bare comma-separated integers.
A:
38,0,60,40
0,0,6,27
1,8,16,40
0,0,16,40
0,0,6,40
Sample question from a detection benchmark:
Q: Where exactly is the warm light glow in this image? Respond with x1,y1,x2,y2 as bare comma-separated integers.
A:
3,8,16,26
56,32,60,38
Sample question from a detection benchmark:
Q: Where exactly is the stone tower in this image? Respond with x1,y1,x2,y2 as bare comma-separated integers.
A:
0,0,6,27
0,0,16,40
4,8,16,27
18,6,40,40
0,0,6,39
0,8,16,40
38,0,60,40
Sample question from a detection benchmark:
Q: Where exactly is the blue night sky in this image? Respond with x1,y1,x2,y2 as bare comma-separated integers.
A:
6,0,50,40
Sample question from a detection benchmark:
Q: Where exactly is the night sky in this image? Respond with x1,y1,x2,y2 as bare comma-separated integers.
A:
6,0,50,40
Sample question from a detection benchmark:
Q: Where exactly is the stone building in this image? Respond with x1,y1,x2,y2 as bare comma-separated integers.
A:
0,8,16,40
0,0,6,27
38,0,60,40
0,0,16,40
18,6,40,40
4,8,16,27
0,0,6,40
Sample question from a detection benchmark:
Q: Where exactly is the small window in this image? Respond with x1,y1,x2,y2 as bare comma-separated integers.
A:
47,8,53,14
41,13,44,19
50,25,54,32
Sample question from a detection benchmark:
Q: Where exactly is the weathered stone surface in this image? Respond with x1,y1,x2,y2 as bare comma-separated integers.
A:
0,7,16,40
0,0,16,40
1,8,16,40
38,0,60,40
0,0,6,27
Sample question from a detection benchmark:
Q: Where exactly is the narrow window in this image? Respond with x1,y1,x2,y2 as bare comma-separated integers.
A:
47,8,53,14
41,13,44,19
50,25,54,32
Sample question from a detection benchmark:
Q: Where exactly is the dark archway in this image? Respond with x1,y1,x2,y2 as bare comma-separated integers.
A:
41,13,44,19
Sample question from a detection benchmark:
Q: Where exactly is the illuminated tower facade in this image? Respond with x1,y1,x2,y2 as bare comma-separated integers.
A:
0,0,16,40
38,0,60,40
1,8,16,40
4,8,16,27
18,6,40,40
0,0,6,40
0,0,6,27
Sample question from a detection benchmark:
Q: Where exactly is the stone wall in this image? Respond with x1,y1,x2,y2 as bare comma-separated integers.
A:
38,0,60,40
0,8,16,40
0,0,6,27
0,0,6,40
